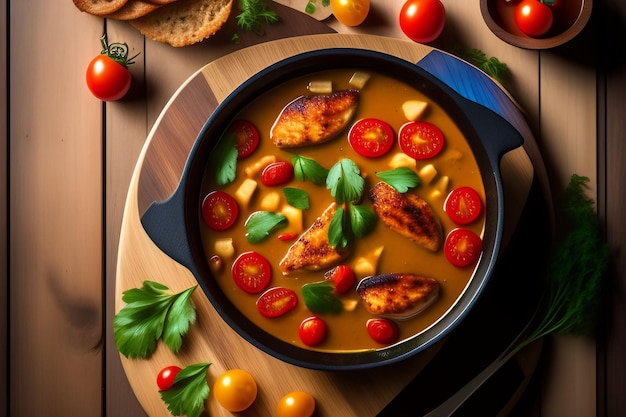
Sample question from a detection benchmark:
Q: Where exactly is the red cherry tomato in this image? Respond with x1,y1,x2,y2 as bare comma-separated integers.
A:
399,0,446,44
256,287,298,318
348,118,395,158
514,0,554,37
156,365,181,391
366,318,399,344
228,120,260,159
299,316,327,347
261,161,295,186
86,54,131,101
277,232,298,241
444,186,483,225
232,251,272,294
202,190,239,231
324,265,356,294
444,228,483,267
398,121,445,160
330,0,370,26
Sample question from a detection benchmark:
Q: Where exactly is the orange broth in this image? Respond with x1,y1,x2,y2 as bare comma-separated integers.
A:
199,69,486,352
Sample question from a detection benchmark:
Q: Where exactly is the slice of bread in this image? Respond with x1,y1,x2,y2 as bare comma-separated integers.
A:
73,0,129,15
130,0,233,47
105,0,161,20
144,0,180,5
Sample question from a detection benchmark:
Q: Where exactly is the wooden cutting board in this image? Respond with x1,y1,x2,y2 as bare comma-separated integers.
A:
116,33,538,417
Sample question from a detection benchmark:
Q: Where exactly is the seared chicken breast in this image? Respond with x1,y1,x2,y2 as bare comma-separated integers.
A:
279,202,350,274
270,90,359,148
370,181,442,251
356,273,440,318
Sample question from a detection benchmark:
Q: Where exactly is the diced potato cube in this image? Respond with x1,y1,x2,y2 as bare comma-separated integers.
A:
214,238,235,259
349,72,371,89
244,155,277,177
388,153,416,169
260,191,281,212
352,246,384,278
402,100,428,121
418,164,438,184
308,80,333,94
342,299,359,312
235,178,257,207
281,205,303,233
434,175,449,194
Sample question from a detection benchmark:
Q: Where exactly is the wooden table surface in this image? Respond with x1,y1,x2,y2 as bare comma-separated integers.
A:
2,0,625,416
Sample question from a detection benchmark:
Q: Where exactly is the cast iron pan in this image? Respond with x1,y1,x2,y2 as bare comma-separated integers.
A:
140,49,524,370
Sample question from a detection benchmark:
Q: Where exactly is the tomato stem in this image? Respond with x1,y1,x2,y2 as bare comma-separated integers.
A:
99,33,139,67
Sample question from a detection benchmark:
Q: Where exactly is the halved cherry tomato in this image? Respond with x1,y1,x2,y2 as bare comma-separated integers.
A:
232,251,272,294
261,161,294,186
399,0,446,44
324,265,355,294
276,391,316,417
202,191,239,231
366,318,399,344
514,0,553,37
277,232,298,241
444,186,483,225
156,365,181,391
330,0,370,26
348,118,395,158
444,228,483,267
298,316,327,347
398,121,444,160
228,120,260,159
256,287,298,318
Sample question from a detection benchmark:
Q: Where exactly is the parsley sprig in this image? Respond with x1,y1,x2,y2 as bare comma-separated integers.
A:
114,281,197,359
301,281,343,314
160,363,211,417
245,211,288,243
376,167,421,193
236,0,279,33
211,133,238,186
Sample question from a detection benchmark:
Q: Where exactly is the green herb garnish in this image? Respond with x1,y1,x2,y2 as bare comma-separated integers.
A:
376,167,421,193
245,211,288,243
327,159,364,204
301,281,343,314
350,204,378,238
114,281,197,359
304,0,330,14
292,154,329,185
453,47,509,85
160,363,211,417
283,187,310,210
211,134,238,186
236,0,279,33
515,174,610,351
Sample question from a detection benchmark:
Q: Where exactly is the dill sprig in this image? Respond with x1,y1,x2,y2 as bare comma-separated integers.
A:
516,174,610,352
236,0,279,34
452,47,509,85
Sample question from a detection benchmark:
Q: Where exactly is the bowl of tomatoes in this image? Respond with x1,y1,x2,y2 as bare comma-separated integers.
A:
480,0,592,49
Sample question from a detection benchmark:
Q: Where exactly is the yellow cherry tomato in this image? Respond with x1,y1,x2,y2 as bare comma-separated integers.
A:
276,391,316,417
213,369,257,412
330,0,370,26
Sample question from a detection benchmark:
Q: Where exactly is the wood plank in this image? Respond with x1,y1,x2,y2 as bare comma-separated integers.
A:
8,3,104,416
1,0,8,413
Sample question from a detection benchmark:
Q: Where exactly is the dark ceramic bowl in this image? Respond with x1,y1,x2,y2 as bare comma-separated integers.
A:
480,0,592,49
140,49,523,371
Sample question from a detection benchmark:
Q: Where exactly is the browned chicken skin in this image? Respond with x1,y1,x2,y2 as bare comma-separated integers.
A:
369,181,442,252
270,90,359,148
279,202,350,275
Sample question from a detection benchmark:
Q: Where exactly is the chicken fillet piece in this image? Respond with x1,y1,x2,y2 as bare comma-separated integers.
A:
370,181,442,251
270,90,359,148
279,202,350,274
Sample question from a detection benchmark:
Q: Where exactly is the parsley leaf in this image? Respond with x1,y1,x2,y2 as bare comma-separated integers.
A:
328,205,350,249
283,187,310,210
236,0,279,33
327,159,364,205
350,204,377,238
114,281,197,359
211,133,238,186
245,211,288,243
292,154,329,185
376,167,421,193
160,362,211,417
301,281,343,314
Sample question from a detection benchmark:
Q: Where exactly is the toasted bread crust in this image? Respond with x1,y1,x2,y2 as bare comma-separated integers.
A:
73,0,128,15
130,0,233,47
105,0,161,20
